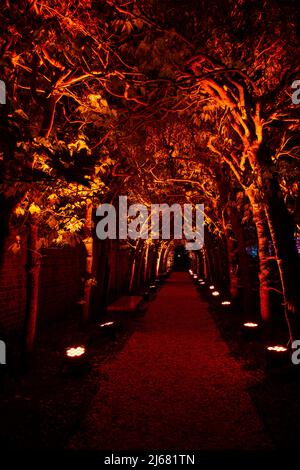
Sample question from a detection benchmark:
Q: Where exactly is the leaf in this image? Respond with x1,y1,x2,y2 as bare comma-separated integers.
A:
29,203,41,214
15,206,25,216
100,99,108,108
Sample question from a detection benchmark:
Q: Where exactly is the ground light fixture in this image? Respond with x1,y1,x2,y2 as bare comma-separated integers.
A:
63,345,89,375
243,322,259,328
99,321,118,339
100,321,115,328
267,345,288,352
221,300,231,306
265,344,290,368
189,269,193,275
209,285,215,290
66,346,86,357
193,274,198,279
241,322,261,340
199,281,205,285
212,291,220,297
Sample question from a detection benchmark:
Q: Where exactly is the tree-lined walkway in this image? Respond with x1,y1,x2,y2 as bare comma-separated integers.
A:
68,272,273,450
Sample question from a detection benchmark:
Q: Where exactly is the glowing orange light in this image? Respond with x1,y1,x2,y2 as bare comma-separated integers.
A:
209,285,215,290
267,345,288,352
243,322,258,328
66,346,86,358
222,301,231,306
212,291,220,296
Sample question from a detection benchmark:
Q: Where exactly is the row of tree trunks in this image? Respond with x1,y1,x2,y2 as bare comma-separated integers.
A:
263,183,300,338
245,144,299,337
247,171,300,340
215,166,254,310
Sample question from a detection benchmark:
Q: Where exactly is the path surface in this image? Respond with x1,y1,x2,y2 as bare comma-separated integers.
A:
68,272,272,450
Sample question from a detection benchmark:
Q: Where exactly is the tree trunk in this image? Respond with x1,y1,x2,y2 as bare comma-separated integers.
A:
247,189,273,322
23,220,41,354
129,256,136,293
143,242,150,283
156,245,163,277
205,235,218,284
198,249,205,279
132,241,145,292
102,242,111,313
81,201,94,324
229,206,253,315
162,243,172,272
222,213,239,298
203,246,213,283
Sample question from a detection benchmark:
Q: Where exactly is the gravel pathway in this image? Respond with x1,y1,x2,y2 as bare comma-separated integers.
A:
68,272,273,450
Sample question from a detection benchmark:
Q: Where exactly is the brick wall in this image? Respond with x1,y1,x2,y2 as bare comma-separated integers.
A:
0,235,132,334
37,245,86,325
0,233,27,332
0,236,86,333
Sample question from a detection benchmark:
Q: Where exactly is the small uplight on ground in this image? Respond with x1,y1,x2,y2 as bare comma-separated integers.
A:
242,322,261,339
193,274,198,279
243,322,258,328
209,285,215,290
198,278,204,283
99,321,118,339
265,344,289,367
66,346,86,358
199,281,205,285
189,269,193,275
149,284,157,294
267,345,288,352
100,321,115,328
212,290,220,297
221,300,231,306
63,345,89,374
